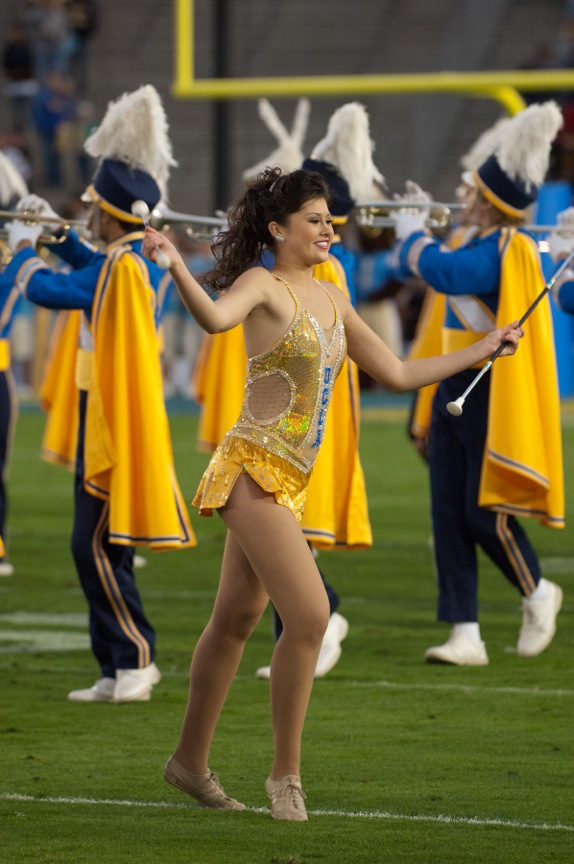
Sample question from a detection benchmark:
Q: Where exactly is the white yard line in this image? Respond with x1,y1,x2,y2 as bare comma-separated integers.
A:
343,679,574,697
1,793,572,832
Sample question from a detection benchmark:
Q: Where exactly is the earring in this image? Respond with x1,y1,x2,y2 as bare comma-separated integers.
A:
276,235,284,242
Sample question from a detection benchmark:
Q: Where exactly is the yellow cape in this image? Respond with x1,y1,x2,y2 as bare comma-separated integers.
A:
307,257,372,548
478,229,564,528
84,247,196,549
406,288,445,438
40,309,81,469
194,327,246,453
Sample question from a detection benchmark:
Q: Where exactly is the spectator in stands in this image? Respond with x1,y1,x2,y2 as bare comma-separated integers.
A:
2,17,39,133
67,0,98,98
546,98,574,183
32,70,77,188
28,0,75,83
0,132,34,190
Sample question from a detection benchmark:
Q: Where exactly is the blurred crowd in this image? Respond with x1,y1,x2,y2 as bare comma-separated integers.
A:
1,1,98,200
0,2,99,397
523,6,574,183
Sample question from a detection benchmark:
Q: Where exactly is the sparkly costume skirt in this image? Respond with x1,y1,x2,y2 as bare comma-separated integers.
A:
192,434,310,521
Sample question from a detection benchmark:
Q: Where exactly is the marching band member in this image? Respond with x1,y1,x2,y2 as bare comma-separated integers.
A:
396,101,565,666
0,150,30,576
4,85,196,703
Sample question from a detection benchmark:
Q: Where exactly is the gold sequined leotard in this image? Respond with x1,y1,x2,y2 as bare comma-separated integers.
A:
192,274,347,520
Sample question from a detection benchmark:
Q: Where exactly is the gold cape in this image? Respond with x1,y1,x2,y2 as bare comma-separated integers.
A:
83,247,196,548
478,229,564,527
407,287,445,439
193,257,372,549
40,309,81,469
193,326,246,453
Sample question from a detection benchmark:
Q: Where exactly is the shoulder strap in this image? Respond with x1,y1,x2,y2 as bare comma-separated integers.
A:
271,272,299,306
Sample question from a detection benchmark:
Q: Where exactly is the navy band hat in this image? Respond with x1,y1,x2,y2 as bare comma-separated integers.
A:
473,154,537,219
87,158,161,224
301,157,354,221
82,86,175,221
469,102,564,219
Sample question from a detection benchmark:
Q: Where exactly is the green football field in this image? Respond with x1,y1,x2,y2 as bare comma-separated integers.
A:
1,404,572,864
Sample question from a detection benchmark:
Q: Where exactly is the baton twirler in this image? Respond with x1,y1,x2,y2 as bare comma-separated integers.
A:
446,248,574,416
131,200,171,270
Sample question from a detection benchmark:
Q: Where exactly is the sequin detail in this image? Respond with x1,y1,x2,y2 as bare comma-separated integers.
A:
192,435,310,520
192,274,346,518
232,275,346,473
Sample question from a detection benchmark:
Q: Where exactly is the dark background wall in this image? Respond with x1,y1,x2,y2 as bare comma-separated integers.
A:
0,0,570,216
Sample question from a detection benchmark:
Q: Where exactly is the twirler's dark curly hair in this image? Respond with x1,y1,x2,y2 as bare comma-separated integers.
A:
201,166,331,294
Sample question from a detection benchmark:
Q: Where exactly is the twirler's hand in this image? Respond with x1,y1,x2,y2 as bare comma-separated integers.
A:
482,321,524,358
141,226,181,270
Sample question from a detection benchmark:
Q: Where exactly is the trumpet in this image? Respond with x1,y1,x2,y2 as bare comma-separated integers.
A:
523,224,574,255
355,201,467,232
0,209,89,245
150,204,227,241
523,224,574,234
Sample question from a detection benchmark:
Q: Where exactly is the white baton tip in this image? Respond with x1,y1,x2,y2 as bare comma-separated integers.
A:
131,199,150,218
446,397,465,417
156,249,170,270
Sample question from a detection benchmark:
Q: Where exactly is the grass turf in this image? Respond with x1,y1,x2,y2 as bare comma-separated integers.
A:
0,407,572,863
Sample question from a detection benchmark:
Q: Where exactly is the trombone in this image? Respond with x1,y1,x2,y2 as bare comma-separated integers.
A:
0,209,89,245
150,204,227,241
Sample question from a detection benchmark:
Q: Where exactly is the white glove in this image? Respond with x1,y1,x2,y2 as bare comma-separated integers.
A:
6,219,43,252
392,180,432,241
393,212,428,241
16,193,60,221
548,206,574,262
401,180,433,206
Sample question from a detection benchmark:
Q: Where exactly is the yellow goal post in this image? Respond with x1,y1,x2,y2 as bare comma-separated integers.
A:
173,0,574,116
